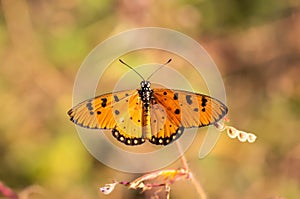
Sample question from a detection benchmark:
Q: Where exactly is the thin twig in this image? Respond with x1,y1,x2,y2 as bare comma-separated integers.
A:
175,141,189,171
189,173,207,199
175,142,207,199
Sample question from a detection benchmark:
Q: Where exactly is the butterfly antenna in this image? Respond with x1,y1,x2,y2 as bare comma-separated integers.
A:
146,59,172,81
119,59,145,81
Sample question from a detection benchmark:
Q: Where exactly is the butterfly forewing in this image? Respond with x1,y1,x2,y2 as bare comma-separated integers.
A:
152,89,228,128
68,90,134,129
68,90,149,145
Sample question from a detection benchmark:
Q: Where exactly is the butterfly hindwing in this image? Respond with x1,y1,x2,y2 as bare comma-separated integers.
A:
110,92,146,145
148,99,184,145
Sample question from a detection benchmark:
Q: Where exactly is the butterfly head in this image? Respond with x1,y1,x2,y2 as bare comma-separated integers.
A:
140,80,151,90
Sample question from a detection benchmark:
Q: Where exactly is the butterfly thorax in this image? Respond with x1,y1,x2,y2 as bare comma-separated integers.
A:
138,81,153,109
138,80,153,138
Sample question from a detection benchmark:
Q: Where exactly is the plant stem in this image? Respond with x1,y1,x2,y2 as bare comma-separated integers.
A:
175,142,207,199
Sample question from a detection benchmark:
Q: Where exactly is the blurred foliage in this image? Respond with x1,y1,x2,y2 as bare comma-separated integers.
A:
0,0,300,199
189,0,287,31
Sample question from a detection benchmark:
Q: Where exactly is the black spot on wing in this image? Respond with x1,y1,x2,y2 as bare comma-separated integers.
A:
86,102,93,110
186,95,192,105
101,98,107,107
67,108,73,116
173,93,178,100
174,109,180,114
114,95,119,102
201,97,208,107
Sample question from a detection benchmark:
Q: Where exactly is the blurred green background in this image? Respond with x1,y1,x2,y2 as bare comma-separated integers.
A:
0,0,299,198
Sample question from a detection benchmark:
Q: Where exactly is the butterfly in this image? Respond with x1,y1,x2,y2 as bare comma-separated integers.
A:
68,59,228,146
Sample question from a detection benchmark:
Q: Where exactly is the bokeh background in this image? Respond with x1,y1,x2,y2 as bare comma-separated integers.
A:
1,0,300,198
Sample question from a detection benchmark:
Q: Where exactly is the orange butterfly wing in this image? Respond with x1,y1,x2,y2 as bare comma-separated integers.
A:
148,89,228,145
68,88,228,146
68,90,146,145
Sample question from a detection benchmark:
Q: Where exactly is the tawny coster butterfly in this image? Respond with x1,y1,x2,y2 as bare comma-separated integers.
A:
68,59,228,146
